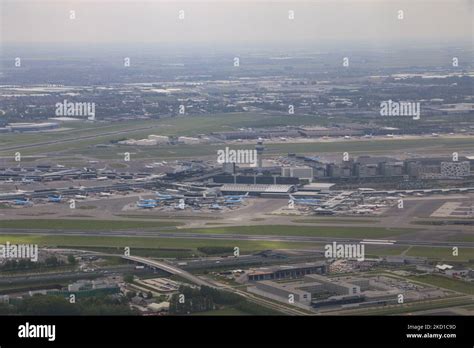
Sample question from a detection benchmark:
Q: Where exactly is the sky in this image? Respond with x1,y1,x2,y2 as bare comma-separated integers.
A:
1,0,472,47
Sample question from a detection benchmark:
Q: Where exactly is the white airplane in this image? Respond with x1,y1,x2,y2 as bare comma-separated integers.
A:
359,204,386,209
354,209,373,214
174,199,186,210
99,192,112,197
74,194,87,200
12,198,32,206
14,186,26,194
209,203,223,210
134,177,151,182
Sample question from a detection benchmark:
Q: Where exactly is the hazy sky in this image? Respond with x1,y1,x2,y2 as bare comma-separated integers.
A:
1,0,472,46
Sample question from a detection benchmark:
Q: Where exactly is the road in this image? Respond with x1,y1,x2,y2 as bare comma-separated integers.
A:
98,252,309,315
123,255,217,288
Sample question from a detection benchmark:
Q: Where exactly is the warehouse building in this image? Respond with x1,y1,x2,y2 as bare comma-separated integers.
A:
245,262,326,282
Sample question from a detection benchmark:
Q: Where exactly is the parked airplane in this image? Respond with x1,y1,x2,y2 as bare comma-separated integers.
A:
14,186,26,194
48,195,62,203
223,192,249,200
99,192,112,197
12,198,32,206
288,194,320,206
137,200,157,209
155,192,184,201
74,194,87,200
358,204,386,209
313,208,335,215
224,197,245,205
209,203,223,210
138,197,157,203
174,199,186,210
353,209,374,214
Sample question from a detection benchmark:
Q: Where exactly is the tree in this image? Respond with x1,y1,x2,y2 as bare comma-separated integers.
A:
67,254,76,265
18,295,79,315
45,256,60,267
123,274,134,283
126,291,136,300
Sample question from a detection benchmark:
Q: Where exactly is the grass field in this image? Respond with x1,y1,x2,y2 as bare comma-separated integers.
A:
2,113,473,159
67,136,474,160
0,233,455,259
0,113,328,155
348,297,472,315
292,218,379,224
0,219,182,230
448,235,474,242
0,234,322,254
406,246,474,261
0,220,414,238
193,307,247,316
187,225,415,239
364,245,408,256
408,275,474,295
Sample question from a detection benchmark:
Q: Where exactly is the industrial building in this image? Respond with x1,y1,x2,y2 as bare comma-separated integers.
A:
245,262,326,282
246,273,438,309
247,274,365,307
281,166,314,182
220,184,295,196
277,154,474,180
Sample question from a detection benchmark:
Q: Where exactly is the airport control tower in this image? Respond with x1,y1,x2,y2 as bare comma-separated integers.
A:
255,139,264,169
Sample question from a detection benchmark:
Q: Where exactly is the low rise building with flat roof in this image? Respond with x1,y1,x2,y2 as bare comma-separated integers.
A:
245,262,326,282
